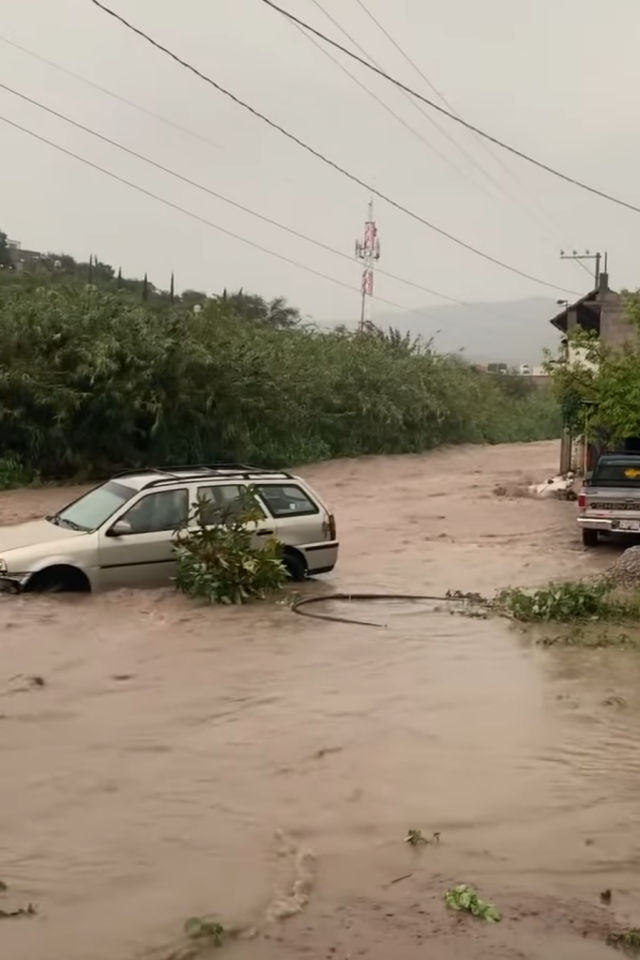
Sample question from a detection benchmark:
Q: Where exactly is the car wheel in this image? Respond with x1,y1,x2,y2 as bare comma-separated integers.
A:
582,528,599,548
27,566,90,593
282,550,307,582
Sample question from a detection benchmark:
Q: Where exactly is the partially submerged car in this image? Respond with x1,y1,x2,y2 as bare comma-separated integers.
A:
578,454,640,547
0,464,338,592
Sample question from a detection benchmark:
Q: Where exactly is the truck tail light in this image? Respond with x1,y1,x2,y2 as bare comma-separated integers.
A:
578,493,587,509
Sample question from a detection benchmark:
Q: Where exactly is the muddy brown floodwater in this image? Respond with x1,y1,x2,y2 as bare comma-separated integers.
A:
2,441,640,960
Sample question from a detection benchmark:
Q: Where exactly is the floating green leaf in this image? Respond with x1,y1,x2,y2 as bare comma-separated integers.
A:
444,884,501,922
608,929,640,955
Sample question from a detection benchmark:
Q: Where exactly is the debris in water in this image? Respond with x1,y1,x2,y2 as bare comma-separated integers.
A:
183,916,224,945
602,695,627,708
387,873,413,887
607,929,640,954
0,903,37,919
404,829,440,846
444,885,501,922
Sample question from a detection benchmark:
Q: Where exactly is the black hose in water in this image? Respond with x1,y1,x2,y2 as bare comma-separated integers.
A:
291,592,479,628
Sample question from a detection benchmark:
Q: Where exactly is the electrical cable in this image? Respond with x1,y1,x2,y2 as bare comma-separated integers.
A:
0,33,221,153
258,0,640,218
304,0,497,201
0,112,447,320
0,80,477,309
348,0,595,283
86,0,578,296
288,17,493,198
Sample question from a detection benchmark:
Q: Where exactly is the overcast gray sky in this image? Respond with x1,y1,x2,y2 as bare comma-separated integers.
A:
2,0,640,330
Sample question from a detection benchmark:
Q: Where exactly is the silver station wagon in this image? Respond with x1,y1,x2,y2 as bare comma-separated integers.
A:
0,464,338,593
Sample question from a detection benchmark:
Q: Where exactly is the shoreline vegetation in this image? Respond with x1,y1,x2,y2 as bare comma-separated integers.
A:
0,250,559,488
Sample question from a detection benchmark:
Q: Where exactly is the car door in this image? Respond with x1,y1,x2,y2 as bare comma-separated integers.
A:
97,488,188,588
194,483,275,548
254,482,324,545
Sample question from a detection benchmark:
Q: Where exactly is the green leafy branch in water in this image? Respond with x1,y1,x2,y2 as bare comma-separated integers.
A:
404,828,441,846
494,581,640,624
608,929,640,955
540,627,639,649
444,884,501,922
183,916,225,946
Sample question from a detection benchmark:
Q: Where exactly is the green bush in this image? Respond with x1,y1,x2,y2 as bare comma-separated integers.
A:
0,279,560,480
0,456,30,490
173,491,286,604
495,581,640,623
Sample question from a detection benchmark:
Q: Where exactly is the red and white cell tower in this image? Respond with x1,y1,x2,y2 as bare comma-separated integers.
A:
354,198,381,332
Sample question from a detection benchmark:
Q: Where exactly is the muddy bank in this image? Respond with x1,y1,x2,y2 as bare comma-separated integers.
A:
1,441,638,960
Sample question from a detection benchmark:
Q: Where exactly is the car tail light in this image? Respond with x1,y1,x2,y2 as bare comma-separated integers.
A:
578,493,586,509
328,513,336,540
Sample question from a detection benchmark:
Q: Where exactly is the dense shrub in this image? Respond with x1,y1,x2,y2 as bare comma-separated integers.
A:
0,281,560,481
174,492,285,604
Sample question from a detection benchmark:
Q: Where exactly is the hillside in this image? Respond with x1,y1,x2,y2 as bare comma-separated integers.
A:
374,297,565,365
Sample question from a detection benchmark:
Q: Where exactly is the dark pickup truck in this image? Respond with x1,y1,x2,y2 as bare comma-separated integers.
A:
578,454,640,547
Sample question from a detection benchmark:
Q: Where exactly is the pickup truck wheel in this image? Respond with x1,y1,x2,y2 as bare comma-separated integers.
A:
582,529,599,548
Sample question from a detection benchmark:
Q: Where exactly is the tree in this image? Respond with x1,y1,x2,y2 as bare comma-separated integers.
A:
0,231,12,267
218,289,301,328
547,294,640,443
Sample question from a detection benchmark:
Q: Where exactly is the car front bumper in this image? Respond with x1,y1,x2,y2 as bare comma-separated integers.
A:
0,574,25,593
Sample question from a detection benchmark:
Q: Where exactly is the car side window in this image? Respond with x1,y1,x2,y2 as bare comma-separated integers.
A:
122,489,188,534
255,484,318,518
196,484,266,524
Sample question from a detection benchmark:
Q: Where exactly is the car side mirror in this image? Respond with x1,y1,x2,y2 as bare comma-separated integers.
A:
107,519,133,537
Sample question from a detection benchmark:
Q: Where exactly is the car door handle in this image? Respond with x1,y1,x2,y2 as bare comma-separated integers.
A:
256,530,274,536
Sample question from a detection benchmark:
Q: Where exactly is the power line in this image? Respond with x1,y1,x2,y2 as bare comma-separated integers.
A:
288,18,493,198
0,112,447,322
305,0,496,200
310,0,588,281
348,0,594,282
86,0,578,295
0,80,473,307
0,33,221,153
259,0,640,217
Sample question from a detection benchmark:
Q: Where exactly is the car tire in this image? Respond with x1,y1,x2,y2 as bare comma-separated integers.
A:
282,550,307,582
582,528,599,548
27,566,90,594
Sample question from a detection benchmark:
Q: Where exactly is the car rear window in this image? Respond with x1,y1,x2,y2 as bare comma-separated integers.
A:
196,484,266,523
255,484,318,518
592,461,640,486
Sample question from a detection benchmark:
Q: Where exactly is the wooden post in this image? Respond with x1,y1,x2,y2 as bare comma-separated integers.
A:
560,425,572,476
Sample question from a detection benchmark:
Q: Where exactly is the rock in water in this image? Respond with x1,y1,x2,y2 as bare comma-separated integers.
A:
607,546,640,587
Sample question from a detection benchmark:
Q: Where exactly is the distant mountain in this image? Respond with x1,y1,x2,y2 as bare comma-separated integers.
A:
373,297,563,365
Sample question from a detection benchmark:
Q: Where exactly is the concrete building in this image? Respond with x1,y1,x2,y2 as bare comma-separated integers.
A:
550,272,632,350
549,272,636,475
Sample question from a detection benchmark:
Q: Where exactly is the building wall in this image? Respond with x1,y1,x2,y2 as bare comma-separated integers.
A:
600,292,636,350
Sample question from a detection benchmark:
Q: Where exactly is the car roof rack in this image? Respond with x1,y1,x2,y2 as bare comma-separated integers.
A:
110,463,293,490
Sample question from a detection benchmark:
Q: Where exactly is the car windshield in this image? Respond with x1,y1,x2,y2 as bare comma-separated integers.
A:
51,481,137,532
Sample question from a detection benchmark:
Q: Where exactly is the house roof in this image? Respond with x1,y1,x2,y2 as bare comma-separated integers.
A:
549,282,619,333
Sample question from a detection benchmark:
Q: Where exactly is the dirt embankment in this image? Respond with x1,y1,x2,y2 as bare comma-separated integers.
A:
1,441,637,960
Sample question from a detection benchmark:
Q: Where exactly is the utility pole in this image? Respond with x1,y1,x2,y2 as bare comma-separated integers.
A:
560,249,607,287
355,198,380,332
